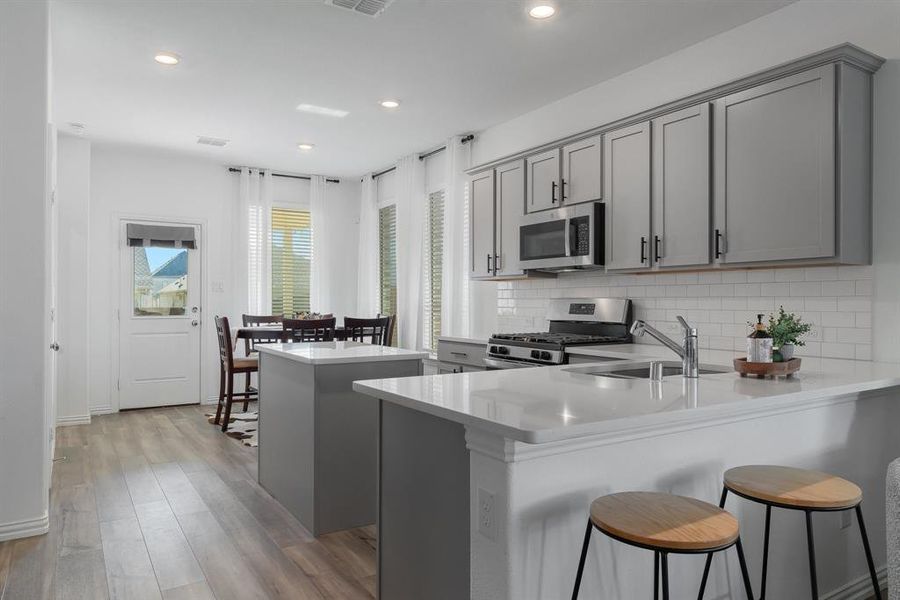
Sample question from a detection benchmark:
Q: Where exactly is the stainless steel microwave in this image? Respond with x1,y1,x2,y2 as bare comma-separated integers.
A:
518,202,604,272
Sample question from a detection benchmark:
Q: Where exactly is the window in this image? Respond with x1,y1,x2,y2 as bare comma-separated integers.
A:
379,204,397,344
424,190,444,350
133,246,188,316
271,207,312,316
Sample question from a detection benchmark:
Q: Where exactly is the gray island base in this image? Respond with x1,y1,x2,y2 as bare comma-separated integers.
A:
257,341,426,537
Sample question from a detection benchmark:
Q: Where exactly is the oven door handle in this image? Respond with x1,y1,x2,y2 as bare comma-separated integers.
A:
564,218,571,257
484,357,536,370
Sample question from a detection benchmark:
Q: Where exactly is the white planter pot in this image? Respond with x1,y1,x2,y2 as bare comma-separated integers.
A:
780,344,795,360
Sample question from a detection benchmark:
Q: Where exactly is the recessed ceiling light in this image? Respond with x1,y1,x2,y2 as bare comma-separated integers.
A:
296,103,349,118
379,99,401,109
529,4,556,19
154,52,180,65
298,143,315,151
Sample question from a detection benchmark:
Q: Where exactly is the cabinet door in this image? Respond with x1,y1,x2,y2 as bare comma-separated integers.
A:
561,135,603,206
651,104,711,268
604,121,651,270
525,148,561,213
469,170,495,278
495,160,525,277
714,65,835,264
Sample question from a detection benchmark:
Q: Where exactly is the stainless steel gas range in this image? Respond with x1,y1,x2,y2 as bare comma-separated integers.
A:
484,298,633,369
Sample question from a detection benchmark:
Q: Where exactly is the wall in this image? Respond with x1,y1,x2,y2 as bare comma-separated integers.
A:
0,0,51,540
56,134,91,422
473,1,900,358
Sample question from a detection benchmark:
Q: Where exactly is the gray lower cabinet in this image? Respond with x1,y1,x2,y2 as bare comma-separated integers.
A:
437,338,487,372
651,103,712,268
561,135,603,206
470,170,495,278
526,148,561,213
604,121,652,270
714,64,837,264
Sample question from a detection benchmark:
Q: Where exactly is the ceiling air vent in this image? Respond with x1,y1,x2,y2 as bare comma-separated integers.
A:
197,136,229,147
326,0,393,18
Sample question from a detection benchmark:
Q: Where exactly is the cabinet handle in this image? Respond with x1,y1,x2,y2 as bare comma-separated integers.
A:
551,181,558,203
487,253,492,273
654,235,661,263
715,229,723,259
495,254,501,271
640,236,647,263
561,178,567,201
450,351,468,358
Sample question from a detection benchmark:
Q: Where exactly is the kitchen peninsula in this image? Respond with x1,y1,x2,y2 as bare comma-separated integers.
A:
257,341,427,536
354,351,900,600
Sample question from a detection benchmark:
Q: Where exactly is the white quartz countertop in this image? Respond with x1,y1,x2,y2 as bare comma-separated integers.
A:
354,349,900,444
258,341,428,365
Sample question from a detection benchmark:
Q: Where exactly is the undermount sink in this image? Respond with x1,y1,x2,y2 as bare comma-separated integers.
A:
565,361,731,379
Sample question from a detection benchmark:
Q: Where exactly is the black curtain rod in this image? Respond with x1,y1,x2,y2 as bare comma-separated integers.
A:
227,167,339,184
418,146,446,161
370,133,476,180
372,165,396,179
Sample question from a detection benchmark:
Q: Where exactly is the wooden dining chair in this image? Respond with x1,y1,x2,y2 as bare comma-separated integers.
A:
282,317,337,342
214,316,258,432
344,316,392,346
241,314,284,354
378,313,396,347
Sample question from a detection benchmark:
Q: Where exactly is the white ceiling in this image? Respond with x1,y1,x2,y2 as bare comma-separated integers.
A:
52,0,792,177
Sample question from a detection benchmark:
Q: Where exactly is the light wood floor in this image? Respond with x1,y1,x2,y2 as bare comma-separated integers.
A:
0,405,376,600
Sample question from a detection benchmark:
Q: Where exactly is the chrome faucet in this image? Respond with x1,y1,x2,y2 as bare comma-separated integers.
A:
630,316,699,378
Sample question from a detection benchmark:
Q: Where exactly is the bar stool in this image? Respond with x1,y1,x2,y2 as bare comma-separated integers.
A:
572,492,754,600
698,465,882,600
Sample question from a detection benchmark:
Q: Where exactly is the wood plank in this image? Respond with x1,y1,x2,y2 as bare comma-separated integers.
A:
120,455,166,507
2,533,58,600
89,434,136,523
226,478,314,547
98,517,161,600
133,501,205,592
54,548,109,600
151,463,208,517
160,581,216,600
0,539,13,599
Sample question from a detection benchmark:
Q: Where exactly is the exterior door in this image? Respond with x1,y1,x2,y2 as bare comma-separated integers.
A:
604,121,651,270
652,103,711,268
494,159,525,277
561,135,603,206
714,65,835,264
470,171,495,278
525,149,560,213
119,221,201,409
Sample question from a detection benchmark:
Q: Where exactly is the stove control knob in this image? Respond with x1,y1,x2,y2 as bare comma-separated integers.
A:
540,351,552,361
489,346,498,354
497,346,509,355
530,350,541,359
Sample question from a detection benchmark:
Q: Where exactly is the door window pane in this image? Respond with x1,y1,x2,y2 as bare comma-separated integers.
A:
134,246,188,316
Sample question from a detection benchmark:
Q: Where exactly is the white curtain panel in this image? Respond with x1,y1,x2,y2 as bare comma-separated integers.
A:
237,168,272,317
356,174,379,317
395,154,426,350
441,136,472,337
309,175,331,313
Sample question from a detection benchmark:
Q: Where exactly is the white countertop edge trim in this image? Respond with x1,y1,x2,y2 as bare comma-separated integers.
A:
258,344,429,365
354,378,900,445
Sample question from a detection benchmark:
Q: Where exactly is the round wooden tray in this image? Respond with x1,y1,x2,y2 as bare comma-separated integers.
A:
733,357,801,378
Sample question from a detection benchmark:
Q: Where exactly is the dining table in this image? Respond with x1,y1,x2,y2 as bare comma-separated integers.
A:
234,324,374,345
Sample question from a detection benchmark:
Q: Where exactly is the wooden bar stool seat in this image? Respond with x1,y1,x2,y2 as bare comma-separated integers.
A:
573,492,754,600
724,465,862,509
232,356,259,371
699,465,881,600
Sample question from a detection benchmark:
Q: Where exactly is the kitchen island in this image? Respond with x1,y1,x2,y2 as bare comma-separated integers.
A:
257,341,427,536
354,350,900,599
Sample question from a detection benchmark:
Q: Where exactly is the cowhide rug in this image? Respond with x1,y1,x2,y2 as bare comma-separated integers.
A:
205,410,258,447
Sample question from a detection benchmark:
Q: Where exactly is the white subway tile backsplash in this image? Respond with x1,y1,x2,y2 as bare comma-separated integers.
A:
498,266,873,360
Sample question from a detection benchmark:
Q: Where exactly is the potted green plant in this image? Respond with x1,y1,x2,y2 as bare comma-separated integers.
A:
767,306,812,361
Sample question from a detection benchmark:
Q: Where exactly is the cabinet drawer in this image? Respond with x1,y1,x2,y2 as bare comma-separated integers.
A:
437,341,486,368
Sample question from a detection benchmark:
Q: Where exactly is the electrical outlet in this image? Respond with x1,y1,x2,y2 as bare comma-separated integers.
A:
841,510,852,530
478,488,497,540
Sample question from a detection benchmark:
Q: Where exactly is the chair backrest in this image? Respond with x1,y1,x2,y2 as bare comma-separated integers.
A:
282,317,337,343
242,314,283,353
378,313,396,347
214,315,234,368
344,316,392,346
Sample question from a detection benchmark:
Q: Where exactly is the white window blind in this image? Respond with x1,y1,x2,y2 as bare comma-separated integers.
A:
379,204,398,345
424,190,445,350
271,207,312,316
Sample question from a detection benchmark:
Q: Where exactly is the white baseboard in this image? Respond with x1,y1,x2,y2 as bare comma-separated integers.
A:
56,414,91,426
203,396,219,405
822,565,887,600
90,405,114,415
0,513,49,542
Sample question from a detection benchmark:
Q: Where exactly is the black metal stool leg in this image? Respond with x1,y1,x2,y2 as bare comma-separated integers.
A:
735,537,755,600
855,505,883,600
760,504,771,600
805,511,818,600
697,486,729,599
661,552,670,600
654,551,660,600
572,518,593,600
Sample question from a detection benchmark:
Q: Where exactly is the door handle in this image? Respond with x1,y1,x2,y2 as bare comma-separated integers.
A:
640,236,647,264
191,320,199,327
551,181,558,203
49,342,59,351
654,235,661,263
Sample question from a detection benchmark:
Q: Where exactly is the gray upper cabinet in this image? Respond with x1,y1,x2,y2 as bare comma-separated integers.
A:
495,160,525,277
561,135,603,206
651,103,711,268
604,121,651,271
469,170,495,278
526,149,560,213
714,65,836,264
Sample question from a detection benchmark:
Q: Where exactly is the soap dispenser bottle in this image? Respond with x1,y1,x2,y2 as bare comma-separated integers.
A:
747,314,773,363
